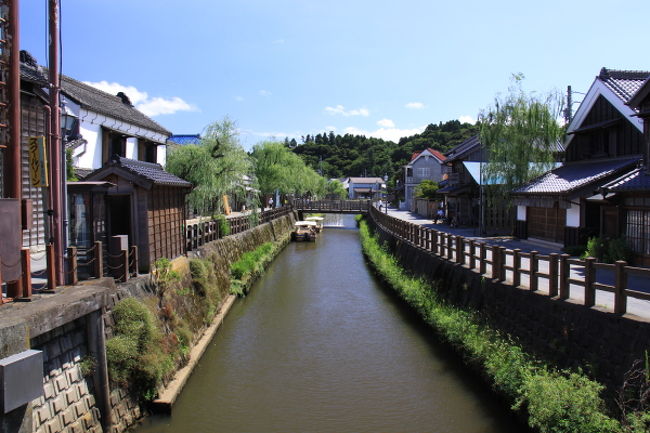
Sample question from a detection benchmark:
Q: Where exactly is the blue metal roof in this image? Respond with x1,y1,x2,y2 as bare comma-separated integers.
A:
168,134,201,145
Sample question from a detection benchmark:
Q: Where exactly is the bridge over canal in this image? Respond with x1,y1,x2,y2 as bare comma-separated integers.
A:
290,198,372,215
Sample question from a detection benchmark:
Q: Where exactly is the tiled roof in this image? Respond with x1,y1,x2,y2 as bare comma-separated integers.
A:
58,74,172,137
74,168,94,180
601,167,650,192
20,51,48,85
599,68,650,103
168,134,201,145
410,148,446,163
445,135,481,162
113,157,191,187
513,157,639,195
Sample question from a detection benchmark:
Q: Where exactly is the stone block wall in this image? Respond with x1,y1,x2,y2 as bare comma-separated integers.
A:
30,319,102,433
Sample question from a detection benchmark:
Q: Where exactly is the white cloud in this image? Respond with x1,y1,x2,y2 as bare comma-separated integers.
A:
377,118,395,128
84,80,197,117
344,125,426,142
405,102,426,110
324,105,369,117
458,115,476,124
259,89,272,97
234,95,244,102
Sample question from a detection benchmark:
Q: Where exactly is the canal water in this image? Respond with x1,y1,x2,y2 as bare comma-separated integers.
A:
135,215,523,433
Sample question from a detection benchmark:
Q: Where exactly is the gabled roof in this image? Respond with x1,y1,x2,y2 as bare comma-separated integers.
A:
85,156,191,189
168,134,201,145
601,167,650,193
444,135,481,162
20,51,48,85
566,68,648,144
409,148,446,163
58,74,172,136
628,77,650,111
513,157,639,196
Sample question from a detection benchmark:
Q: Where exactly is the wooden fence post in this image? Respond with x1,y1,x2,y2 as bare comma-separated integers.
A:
584,257,596,307
512,248,521,287
530,251,538,291
432,230,438,255
67,246,78,286
548,253,559,297
131,245,139,276
122,249,129,283
614,260,627,314
479,243,486,275
499,247,507,281
491,246,499,280
94,241,104,278
559,253,569,299
47,243,56,291
469,240,476,269
456,236,464,265
21,248,32,298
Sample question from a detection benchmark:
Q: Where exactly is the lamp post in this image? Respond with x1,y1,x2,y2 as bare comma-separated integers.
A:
383,174,388,214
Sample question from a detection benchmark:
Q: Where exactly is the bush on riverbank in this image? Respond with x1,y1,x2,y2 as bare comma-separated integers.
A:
357,218,627,433
230,242,279,296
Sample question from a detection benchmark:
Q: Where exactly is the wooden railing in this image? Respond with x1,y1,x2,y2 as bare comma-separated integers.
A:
368,206,650,315
291,199,371,213
186,206,293,252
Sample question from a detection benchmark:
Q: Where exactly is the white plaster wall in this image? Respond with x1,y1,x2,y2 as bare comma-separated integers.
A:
566,202,580,227
126,137,137,159
157,145,167,167
517,205,526,221
76,121,102,169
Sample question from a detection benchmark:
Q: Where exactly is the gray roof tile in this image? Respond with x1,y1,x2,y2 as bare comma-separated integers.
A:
599,68,650,103
111,156,191,187
513,157,639,195
602,167,650,192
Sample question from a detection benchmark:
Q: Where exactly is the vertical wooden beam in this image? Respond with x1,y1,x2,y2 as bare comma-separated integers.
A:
491,246,499,280
614,260,627,314
548,253,559,297
20,248,32,298
530,251,538,291
559,253,569,299
499,247,507,281
456,236,464,265
94,240,103,278
67,246,78,286
584,257,596,307
512,248,521,287
469,240,476,269
479,243,486,275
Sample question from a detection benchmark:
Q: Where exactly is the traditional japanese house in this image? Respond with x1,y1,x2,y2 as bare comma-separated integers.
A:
596,77,650,266
513,68,648,247
438,135,484,226
80,156,191,273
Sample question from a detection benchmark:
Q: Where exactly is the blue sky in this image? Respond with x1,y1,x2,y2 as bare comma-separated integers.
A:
21,0,650,149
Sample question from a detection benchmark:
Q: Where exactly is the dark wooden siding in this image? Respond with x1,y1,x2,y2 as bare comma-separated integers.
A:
148,186,185,266
567,96,644,162
527,206,565,243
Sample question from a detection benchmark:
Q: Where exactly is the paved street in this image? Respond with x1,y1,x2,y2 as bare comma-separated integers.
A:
383,207,650,321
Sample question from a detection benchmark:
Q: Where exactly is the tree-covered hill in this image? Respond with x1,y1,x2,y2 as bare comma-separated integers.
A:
288,119,478,180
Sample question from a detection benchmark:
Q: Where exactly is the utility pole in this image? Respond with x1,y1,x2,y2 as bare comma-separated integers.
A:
49,0,64,286
564,85,573,125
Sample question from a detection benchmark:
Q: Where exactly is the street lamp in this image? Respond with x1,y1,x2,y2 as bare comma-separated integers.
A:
383,174,388,213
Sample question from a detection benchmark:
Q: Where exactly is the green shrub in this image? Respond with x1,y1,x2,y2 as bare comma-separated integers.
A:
229,242,276,294
214,214,230,236
583,237,632,263
564,244,587,257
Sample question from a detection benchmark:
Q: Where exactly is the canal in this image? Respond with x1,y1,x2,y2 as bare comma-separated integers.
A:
135,215,523,433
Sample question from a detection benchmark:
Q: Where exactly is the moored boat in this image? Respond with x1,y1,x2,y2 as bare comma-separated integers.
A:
305,216,324,233
292,221,318,242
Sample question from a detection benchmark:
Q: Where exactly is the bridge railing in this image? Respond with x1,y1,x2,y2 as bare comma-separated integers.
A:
368,206,650,316
291,198,371,213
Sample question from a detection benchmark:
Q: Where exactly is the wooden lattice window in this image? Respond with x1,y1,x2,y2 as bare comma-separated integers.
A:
625,209,650,255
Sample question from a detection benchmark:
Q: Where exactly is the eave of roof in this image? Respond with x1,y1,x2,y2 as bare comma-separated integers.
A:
84,157,191,189
513,157,640,196
601,167,650,193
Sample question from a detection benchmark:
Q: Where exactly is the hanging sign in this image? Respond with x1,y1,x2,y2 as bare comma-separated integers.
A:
28,136,49,187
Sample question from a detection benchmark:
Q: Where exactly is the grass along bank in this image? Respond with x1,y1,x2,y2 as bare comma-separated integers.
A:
229,241,282,296
357,217,650,433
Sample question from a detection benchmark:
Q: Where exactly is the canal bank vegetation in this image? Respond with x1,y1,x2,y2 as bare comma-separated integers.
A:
358,218,650,433
230,241,280,296
106,256,225,402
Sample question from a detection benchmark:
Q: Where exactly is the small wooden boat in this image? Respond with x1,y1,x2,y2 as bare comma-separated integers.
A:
292,221,317,242
305,216,324,233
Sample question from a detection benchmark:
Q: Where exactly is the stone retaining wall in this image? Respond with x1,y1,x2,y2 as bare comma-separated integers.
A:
368,215,650,403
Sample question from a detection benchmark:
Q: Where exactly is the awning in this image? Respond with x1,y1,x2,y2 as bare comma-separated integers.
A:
354,187,372,193
586,192,616,201
463,161,561,186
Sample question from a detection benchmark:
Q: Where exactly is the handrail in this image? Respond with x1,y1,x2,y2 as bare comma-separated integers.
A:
366,206,650,315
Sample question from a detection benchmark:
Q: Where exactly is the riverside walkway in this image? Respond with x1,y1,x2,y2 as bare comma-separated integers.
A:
378,206,650,321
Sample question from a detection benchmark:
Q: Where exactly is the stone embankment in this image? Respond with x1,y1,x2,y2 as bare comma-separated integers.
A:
0,212,296,433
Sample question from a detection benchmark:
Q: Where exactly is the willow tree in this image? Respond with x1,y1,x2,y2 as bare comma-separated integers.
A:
478,74,564,228
167,118,255,216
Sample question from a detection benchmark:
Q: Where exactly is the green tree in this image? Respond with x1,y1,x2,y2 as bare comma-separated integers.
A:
479,74,564,209
166,118,254,216
414,180,439,199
